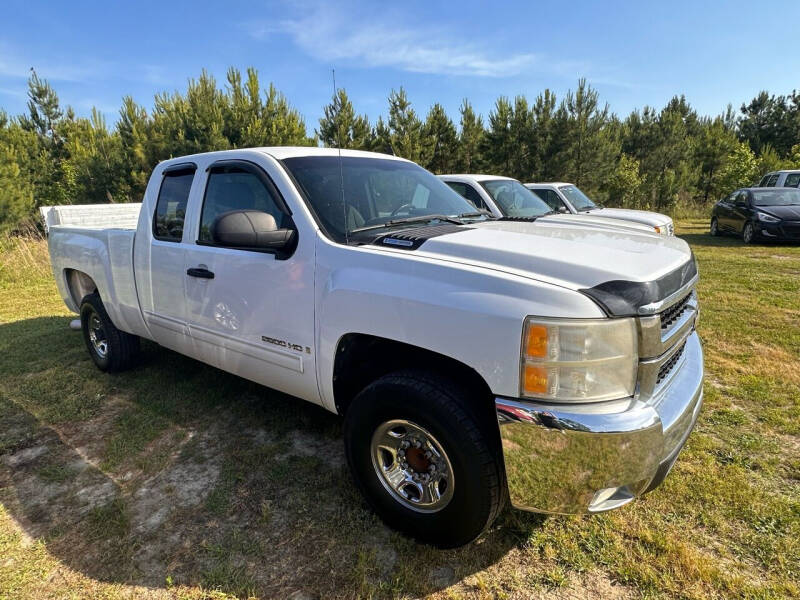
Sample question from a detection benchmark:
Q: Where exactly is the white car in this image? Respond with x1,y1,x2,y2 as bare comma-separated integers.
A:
439,174,664,235
757,170,800,189
526,182,675,235
41,147,702,547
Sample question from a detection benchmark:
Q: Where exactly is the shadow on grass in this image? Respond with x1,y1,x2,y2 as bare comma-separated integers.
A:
0,316,546,599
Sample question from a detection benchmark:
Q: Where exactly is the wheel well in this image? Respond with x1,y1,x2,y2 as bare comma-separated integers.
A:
65,269,98,307
333,333,495,421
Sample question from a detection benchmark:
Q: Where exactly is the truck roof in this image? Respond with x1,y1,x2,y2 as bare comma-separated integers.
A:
525,182,572,187
158,146,410,168
438,174,515,182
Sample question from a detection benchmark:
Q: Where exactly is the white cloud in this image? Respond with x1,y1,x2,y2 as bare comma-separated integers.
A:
246,5,541,78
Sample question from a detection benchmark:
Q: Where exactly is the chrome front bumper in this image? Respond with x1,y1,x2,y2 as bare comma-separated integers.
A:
496,330,703,514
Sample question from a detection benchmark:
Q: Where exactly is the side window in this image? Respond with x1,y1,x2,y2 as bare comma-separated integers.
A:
153,168,195,242
766,174,780,187
445,182,486,210
463,185,487,210
535,189,564,211
784,173,800,188
735,191,748,205
199,166,286,243
758,174,771,187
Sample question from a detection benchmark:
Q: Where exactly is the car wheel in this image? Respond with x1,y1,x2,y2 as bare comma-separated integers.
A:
709,217,719,236
344,370,504,548
742,221,755,244
80,293,140,372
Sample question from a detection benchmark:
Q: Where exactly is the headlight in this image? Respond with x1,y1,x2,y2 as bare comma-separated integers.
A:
521,317,638,402
757,212,779,223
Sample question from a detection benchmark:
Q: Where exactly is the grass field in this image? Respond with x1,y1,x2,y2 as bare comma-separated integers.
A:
0,220,798,599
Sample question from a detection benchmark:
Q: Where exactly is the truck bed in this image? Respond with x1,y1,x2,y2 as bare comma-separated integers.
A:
39,203,142,233
40,203,149,340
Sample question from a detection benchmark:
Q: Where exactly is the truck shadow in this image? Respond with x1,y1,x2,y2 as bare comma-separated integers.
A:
0,316,547,598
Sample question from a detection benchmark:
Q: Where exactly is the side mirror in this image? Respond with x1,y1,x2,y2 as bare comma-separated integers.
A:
212,210,295,251
557,206,568,213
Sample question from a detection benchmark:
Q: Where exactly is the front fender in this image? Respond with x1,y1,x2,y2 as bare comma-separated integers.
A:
313,241,604,412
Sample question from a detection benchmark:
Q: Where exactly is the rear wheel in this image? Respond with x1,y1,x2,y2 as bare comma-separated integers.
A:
79,293,139,372
742,221,755,244
344,370,504,548
709,217,719,236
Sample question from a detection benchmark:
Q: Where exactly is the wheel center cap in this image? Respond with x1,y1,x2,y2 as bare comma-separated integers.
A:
405,447,430,472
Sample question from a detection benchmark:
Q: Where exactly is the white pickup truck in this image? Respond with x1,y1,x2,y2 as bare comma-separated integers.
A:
439,174,660,235
42,147,703,548
525,182,675,235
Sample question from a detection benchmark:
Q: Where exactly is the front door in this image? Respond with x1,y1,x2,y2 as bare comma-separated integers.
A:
182,159,318,403
730,190,750,233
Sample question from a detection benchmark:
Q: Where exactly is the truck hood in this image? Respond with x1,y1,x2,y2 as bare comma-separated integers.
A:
538,212,657,234
584,207,672,227
403,219,692,293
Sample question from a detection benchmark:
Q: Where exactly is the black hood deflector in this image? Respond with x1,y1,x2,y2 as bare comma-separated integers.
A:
580,254,698,317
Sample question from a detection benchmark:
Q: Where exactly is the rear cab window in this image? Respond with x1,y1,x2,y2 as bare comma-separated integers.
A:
153,165,196,242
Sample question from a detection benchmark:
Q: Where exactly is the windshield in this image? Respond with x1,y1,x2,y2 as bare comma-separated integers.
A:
751,188,800,207
559,185,598,211
480,179,553,217
282,156,481,241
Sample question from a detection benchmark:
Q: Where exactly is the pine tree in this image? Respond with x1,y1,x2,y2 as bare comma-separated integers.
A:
457,100,484,173
483,96,513,174
420,103,458,173
318,88,371,150
386,88,424,161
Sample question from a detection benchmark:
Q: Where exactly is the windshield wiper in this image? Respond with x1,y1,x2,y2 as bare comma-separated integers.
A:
457,210,494,219
499,210,556,221
350,214,463,234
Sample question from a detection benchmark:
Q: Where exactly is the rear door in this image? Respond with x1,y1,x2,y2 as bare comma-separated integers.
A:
716,191,737,230
182,158,318,402
135,163,198,354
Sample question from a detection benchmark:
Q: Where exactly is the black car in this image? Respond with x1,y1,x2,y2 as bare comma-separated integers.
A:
710,187,800,243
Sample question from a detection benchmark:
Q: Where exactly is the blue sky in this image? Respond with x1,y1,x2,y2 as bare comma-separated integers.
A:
2,0,799,130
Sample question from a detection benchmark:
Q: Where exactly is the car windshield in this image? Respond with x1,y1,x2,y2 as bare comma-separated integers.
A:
282,156,482,241
480,179,552,218
751,188,800,207
559,185,598,211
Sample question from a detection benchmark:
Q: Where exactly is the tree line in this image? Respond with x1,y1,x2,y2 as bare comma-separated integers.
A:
2,67,800,232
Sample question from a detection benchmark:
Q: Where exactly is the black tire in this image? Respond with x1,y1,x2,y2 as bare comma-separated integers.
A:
344,370,504,548
79,293,139,372
709,217,719,236
742,221,755,244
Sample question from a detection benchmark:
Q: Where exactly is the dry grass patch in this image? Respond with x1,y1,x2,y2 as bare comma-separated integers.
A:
0,224,798,599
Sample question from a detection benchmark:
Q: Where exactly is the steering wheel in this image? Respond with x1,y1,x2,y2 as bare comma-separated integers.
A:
390,203,415,217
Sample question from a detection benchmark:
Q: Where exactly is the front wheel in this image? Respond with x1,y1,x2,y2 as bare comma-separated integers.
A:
344,371,504,548
709,217,719,236
742,221,755,244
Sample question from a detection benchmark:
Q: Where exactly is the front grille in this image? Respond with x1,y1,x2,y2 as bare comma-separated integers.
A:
656,341,686,386
660,292,692,332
